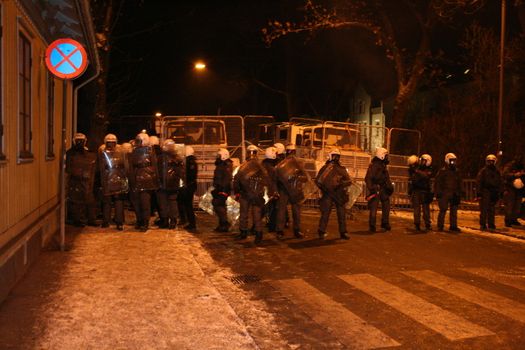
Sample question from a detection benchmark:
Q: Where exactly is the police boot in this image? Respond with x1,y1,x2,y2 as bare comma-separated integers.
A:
340,232,350,240
254,231,263,244
158,218,169,229
116,223,123,231
276,231,285,239
235,230,248,240
318,230,327,239
415,224,421,232
293,229,305,239
168,218,177,229
381,223,392,231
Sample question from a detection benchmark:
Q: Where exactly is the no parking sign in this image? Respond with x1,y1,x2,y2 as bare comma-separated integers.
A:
45,38,88,80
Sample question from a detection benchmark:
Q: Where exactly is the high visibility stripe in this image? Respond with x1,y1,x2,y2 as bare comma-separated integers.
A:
460,267,525,292
271,278,400,349
404,270,525,323
339,274,493,340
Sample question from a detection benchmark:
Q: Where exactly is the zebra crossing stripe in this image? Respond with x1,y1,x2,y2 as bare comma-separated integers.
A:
271,278,400,349
403,270,525,323
460,267,525,292
338,274,493,340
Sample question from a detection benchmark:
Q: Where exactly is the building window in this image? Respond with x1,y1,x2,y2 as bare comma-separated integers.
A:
18,32,32,160
0,4,4,161
46,74,55,159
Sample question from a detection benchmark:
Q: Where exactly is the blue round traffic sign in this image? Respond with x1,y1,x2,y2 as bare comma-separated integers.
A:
45,38,88,79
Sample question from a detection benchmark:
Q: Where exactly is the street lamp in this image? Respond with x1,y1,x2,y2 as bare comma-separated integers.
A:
155,112,162,117
194,61,206,71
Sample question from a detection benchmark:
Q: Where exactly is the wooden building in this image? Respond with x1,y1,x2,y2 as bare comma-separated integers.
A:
0,0,98,302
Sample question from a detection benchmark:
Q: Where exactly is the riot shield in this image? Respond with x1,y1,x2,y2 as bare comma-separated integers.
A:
160,152,184,191
316,163,349,205
67,152,97,203
99,145,129,196
237,159,266,196
275,157,309,204
346,182,362,209
130,146,160,191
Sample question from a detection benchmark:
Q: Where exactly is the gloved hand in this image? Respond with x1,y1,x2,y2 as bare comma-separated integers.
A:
234,193,240,202
218,192,229,199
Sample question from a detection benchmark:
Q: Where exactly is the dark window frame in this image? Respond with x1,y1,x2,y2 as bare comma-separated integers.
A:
46,73,55,159
0,4,4,161
18,30,33,161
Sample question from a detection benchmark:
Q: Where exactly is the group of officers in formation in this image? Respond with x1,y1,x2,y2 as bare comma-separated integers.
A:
66,130,525,243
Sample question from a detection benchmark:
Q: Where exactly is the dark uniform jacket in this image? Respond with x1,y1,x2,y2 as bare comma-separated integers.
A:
262,158,278,195
365,157,393,198
185,155,198,192
502,160,525,193
434,166,462,198
212,158,233,199
476,165,502,201
410,165,433,192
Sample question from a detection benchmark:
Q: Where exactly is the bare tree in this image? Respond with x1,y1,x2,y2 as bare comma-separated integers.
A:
263,0,484,127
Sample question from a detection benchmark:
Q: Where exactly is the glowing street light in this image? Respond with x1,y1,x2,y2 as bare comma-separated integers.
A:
155,112,162,117
194,61,206,71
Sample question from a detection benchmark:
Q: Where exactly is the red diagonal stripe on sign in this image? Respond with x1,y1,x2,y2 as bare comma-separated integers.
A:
54,46,80,70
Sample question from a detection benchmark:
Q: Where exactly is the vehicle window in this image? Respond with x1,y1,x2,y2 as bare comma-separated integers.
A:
313,127,359,149
279,128,288,141
168,121,225,145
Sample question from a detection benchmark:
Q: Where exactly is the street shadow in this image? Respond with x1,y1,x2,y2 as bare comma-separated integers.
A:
287,238,341,249
351,230,375,236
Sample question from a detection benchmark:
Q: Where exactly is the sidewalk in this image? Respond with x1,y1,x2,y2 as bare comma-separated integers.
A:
0,226,261,349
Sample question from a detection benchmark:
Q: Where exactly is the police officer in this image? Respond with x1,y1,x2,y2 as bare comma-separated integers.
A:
502,155,525,227
149,135,162,220
178,145,198,230
409,154,434,232
212,148,233,232
98,133,129,230
128,132,160,231
315,148,351,240
434,153,463,232
275,144,308,238
157,139,184,229
262,146,279,232
66,133,97,227
365,147,394,232
233,145,271,244
476,154,502,231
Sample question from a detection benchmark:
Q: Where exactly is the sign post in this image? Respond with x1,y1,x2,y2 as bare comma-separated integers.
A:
45,39,89,251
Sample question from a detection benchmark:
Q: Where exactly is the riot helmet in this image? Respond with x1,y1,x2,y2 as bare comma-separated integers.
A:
265,146,277,160
445,153,457,170
407,155,419,166
104,133,118,150
121,142,133,154
485,154,497,167
376,147,389,164
285,144,296,157
149,135,160,146
247,145,259,159
135,132,150,147
73,133,87,149
185,145,195,157
420,154,432,167
513,178,524,189
218,148,230,161
274,143,285,155
329,148,341,162
162,139,176,153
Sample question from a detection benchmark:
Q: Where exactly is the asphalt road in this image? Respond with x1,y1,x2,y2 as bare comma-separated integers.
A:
193,208,525,349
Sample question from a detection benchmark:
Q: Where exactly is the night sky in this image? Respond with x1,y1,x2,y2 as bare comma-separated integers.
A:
105,0,519,121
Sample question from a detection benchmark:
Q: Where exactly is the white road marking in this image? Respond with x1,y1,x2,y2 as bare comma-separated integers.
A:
271,278,400,349
338,273,493,340
460,267,525,292
404,270,525,323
